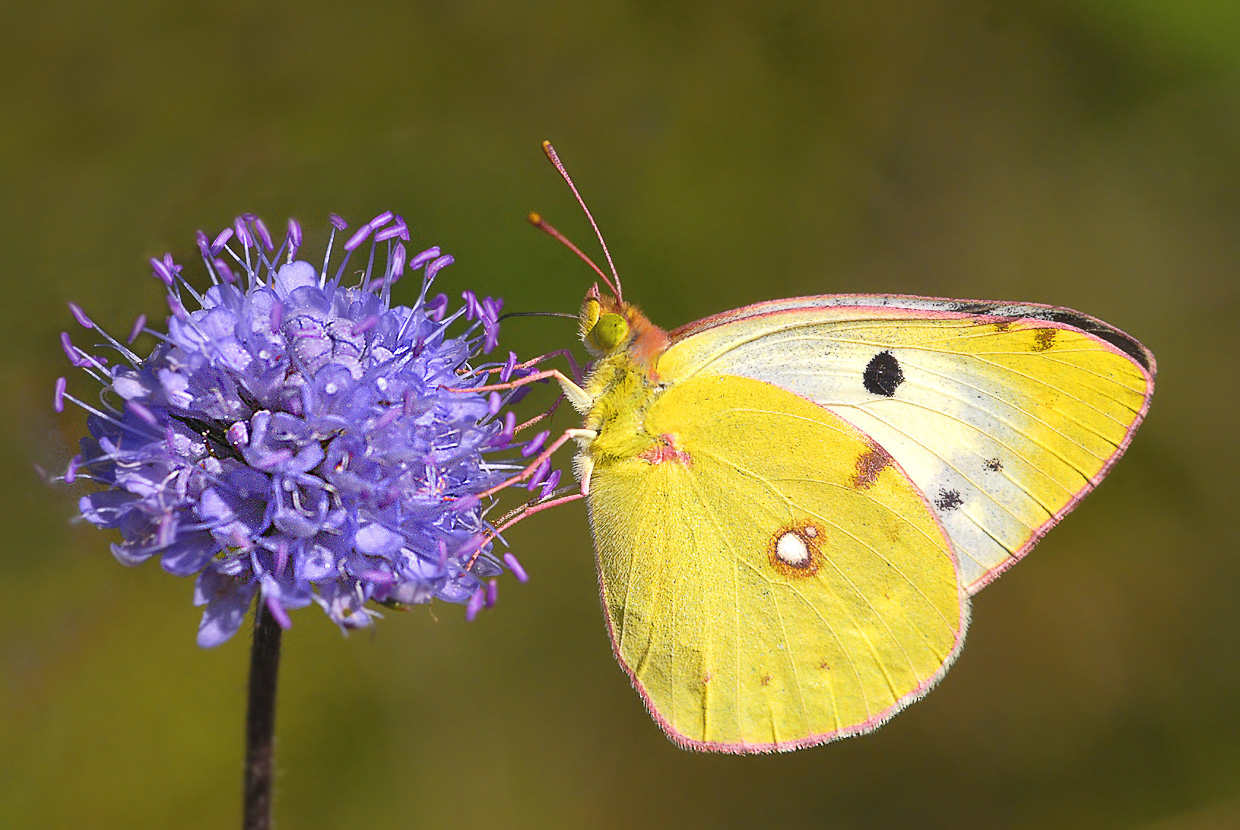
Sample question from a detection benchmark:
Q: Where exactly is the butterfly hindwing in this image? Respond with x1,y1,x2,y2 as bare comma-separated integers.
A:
587,373,966,752
657,297,1156,592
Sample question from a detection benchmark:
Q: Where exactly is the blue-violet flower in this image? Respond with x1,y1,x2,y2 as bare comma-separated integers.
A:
55,212,535,646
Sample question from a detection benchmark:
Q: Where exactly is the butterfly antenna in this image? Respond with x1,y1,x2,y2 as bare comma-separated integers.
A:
527,212,620,299
540,140,624,302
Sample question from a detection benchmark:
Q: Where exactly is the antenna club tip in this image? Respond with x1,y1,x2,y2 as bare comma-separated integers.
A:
541,140,553,150
527,211,543,225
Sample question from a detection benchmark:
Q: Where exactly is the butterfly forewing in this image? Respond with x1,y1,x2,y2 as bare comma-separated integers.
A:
657,298,1155,593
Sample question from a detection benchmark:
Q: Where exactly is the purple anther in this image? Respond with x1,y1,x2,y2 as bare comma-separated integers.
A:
481,308,500,352
465,586,485,621
503,552,528,583
127,314,147,344
210,227,233,255
150,256,174,286
427,293,449,321
376,215,409,242
233,216,254,248
59,332,80,366
425,254,454,282
521,430,550,458
486,578,498,608
493,411,516,447
167,294,188,320
409,246,440,272
64,454,81,484
526,460,550,490
287,218,302,253
483,296,503,320
214,258,236,284
265,597,292,630
389,243,406,281
53,377,67,412
368,210,394,231
461,290,478,319
487,391,502,415
344,224,372,252
68,302,94,329
253,217,274,251
252,447,293,471
270,300,284,331
329,213,348,230
196,230,211,259
276,533,290,573
352,314,380,335
539,469,562,500
375,406,401,430
501,351,518,383
127,400,159,426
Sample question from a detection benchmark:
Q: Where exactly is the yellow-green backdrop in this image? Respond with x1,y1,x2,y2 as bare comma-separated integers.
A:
4,2,1236,828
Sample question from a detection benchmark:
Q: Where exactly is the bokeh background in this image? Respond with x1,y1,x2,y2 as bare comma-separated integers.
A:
3,2,1237,828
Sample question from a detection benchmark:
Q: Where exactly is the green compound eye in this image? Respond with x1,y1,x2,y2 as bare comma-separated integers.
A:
588,312,630,353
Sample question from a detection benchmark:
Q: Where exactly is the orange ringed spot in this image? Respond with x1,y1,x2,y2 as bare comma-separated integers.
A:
769,522,823,577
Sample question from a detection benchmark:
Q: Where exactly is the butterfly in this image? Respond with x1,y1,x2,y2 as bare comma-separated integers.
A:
518,142,1156,754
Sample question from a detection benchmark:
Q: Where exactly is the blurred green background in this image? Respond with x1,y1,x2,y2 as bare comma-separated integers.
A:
3,1,1237,828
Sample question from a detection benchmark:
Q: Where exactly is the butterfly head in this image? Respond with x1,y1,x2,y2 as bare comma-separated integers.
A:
578,284,669,365
579,284,630,355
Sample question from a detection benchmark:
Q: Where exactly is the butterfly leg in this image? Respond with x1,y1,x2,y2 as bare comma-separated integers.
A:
476,427,597,501
506,349,588,432
459,368,592,414
489,487,587,538
464,483,589,573
513,348,586,384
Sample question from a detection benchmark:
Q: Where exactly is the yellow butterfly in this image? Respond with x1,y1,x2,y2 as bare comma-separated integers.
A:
523,142,1156,754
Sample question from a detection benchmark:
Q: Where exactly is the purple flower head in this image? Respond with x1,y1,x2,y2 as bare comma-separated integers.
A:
56,213,528,646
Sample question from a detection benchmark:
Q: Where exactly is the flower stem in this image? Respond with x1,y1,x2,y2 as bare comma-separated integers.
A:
243,600,282,830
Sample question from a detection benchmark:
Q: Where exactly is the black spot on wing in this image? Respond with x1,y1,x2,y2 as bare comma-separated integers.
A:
935,489,963,511
984,457,1003,472
863,351,904,397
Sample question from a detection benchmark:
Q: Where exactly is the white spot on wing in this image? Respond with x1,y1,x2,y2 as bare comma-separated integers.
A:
775,532,811,567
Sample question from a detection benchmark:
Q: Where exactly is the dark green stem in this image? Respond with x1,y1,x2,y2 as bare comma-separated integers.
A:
243,600,282,830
